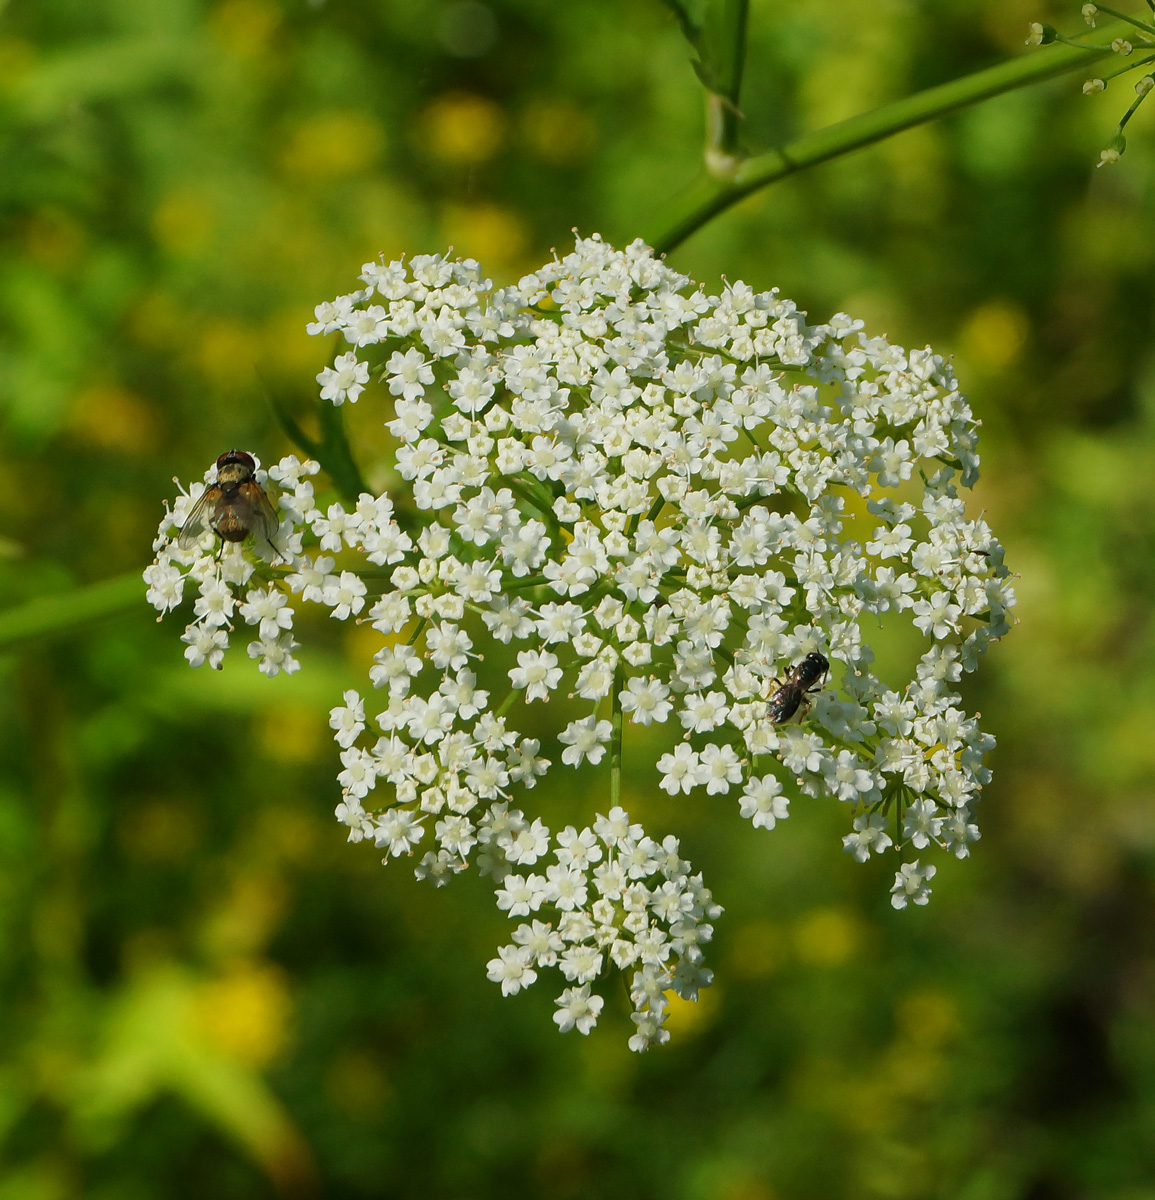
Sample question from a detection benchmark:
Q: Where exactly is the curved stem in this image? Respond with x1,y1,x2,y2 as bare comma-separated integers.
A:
645,22,1128,254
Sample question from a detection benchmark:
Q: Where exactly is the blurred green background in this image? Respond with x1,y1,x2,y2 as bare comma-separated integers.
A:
2,0,1155,1196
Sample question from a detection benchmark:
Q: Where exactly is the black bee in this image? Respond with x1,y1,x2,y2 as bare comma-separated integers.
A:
767,652,829,724
177,450,281,554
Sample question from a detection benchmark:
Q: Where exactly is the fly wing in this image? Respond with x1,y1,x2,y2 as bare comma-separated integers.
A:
238,479,284,557
176,484,221,548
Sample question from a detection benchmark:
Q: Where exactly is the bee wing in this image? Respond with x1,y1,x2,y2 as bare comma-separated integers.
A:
176,484,221,548
238,479,285,555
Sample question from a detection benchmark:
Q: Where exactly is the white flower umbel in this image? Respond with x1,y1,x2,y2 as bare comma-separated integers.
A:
147,236,1015,1049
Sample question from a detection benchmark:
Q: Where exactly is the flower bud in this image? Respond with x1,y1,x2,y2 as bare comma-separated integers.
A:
1098,133,1126,166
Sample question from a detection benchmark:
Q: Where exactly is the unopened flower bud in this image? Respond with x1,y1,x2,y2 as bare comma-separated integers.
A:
1136,75,1154,97
1083,78,1106,95
1112,38,1133,56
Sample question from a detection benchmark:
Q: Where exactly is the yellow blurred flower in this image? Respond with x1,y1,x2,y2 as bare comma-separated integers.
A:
960,299,1029,371
152,189,216,257
195,960,291,1067
278,111,385,181
261,307,332,381
521,100,596,165
661,982,722,1039
127,291,186,350
793,906,863,967
195,320,257,389
210,0,282,57
68,384,157,454
726,917,785,979
201,873,288,962
344,621,387,676
254,703,325,764
717,1176,777,1200
0,36,36,95
441,203,527,274
420,93,505,163
894,987,960,1047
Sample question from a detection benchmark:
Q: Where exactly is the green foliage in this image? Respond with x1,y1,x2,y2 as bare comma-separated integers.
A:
2,0,1155,1196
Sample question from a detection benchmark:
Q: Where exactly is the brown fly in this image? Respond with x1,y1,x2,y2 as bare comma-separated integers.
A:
177,450,281,556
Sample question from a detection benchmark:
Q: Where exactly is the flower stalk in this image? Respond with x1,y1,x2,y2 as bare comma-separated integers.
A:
610,664,624,811
645,19,1131,253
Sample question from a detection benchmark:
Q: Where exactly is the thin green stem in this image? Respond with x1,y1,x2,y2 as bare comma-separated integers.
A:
505,475,554,523
609,663,624,809
1094,5,1155,35
645,20,1129,254
1093,50,1155,81
1117,78,1152,126
0,572,143,652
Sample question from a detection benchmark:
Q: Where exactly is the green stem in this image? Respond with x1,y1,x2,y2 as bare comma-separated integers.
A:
609,663,624,809
659,0,701,49
316,397,370,505
645,22,1127,253
1094,5,1155,35
1094,49,1155,81
1116,76,1152,127
0,572,144,652
256,363,368,507
701,0,750,165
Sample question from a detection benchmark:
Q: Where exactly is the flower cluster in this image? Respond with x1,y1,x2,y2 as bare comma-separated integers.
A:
146,235,1014,1048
